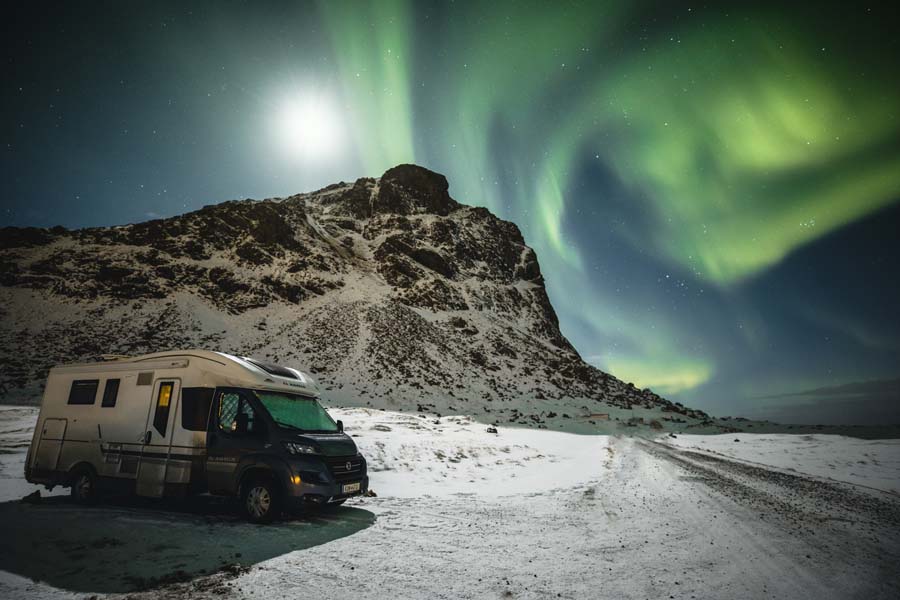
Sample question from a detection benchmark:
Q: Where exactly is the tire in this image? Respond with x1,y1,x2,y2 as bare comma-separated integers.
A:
70,466,98,505
242,477,281,524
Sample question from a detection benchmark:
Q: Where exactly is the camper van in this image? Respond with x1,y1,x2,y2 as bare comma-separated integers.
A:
24,350,368,522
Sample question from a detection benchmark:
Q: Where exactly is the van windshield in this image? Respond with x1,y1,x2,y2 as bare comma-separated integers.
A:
253,390,339,433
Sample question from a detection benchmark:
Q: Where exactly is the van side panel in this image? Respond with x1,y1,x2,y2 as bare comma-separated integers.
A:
27,372,74,484
99,372,154,480
165,391,208,490
53,372,104,478
32,418,67,471
26,375,54,482
27,366,197,490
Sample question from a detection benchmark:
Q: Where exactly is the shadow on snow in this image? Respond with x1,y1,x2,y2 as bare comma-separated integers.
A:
0,494,375,593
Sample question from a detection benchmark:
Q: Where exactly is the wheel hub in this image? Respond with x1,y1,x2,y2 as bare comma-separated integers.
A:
247,485,271,518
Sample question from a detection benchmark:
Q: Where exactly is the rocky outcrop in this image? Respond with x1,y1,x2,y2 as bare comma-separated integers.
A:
375,164,459,216
0,164,704,425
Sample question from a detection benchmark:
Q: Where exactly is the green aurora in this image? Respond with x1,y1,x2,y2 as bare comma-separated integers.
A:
319,1,900,408
4,0,899,422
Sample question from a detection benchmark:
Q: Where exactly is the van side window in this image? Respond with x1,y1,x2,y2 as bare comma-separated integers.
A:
101,379,120,407
153,382,174,436
216,391,259,435
218,392,240,432
182,387,214,431
68,380,99,405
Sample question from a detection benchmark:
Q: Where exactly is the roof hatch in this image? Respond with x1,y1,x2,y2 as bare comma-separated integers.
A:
243,357,299,380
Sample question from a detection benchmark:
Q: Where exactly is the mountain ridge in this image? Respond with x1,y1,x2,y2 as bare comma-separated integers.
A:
0,164,708,430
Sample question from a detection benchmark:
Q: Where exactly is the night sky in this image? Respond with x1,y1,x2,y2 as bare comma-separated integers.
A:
3,1,899,424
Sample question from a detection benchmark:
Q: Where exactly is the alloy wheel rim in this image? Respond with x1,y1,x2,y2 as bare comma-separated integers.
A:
247,486,271,518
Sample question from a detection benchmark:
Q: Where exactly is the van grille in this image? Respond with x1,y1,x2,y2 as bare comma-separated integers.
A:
324,455,364,482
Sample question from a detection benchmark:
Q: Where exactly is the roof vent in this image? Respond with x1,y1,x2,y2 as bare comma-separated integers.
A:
243,358,298,380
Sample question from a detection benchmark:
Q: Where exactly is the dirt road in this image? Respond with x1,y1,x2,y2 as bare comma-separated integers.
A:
638,439,900,599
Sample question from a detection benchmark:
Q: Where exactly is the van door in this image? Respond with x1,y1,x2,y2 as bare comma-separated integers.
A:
33,418,67,472
206,388,268,494
136,379,180,497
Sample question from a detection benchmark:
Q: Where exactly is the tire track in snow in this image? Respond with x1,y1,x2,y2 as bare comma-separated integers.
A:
639,439,900,598
642,440,900,528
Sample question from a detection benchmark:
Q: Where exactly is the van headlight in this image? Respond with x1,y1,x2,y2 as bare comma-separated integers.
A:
283,442,319,455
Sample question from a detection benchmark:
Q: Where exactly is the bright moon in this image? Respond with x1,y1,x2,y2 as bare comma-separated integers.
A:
275,92,345,161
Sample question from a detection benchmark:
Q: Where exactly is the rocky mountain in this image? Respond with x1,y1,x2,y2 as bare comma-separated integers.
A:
0,164,707,430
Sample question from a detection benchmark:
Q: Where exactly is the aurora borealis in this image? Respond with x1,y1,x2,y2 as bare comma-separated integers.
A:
3,1,899,423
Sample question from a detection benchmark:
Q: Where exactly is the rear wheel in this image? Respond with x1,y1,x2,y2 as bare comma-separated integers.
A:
242,477,281,523
70,467,97,505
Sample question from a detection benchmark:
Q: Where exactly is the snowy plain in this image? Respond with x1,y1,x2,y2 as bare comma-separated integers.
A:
664,433,900,496
1,406,899,599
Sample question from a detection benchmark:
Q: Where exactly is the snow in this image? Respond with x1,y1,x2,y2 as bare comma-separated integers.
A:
1,406,899,599
337,408,609,498
664,433,900,495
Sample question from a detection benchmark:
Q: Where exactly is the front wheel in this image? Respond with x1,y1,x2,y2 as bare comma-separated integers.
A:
242,478,281,523
70,467,98,505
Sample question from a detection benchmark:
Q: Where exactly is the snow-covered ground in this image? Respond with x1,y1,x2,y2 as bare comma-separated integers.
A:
1,406,899,599
341,409,609,498
663,433,900,495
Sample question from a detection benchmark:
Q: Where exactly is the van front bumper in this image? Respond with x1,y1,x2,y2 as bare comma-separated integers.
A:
285,475,370,508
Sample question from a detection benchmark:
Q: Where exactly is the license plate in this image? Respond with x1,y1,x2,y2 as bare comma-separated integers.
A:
342,482,360,494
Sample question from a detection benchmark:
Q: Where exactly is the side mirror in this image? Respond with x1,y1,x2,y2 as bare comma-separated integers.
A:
337,420,344,432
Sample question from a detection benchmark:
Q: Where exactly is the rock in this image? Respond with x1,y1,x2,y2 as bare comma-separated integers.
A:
376,164,459,216
486,426,498,434
0,226,55,249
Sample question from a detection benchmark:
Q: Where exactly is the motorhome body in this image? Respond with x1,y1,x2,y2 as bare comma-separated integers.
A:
25,350,368,521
